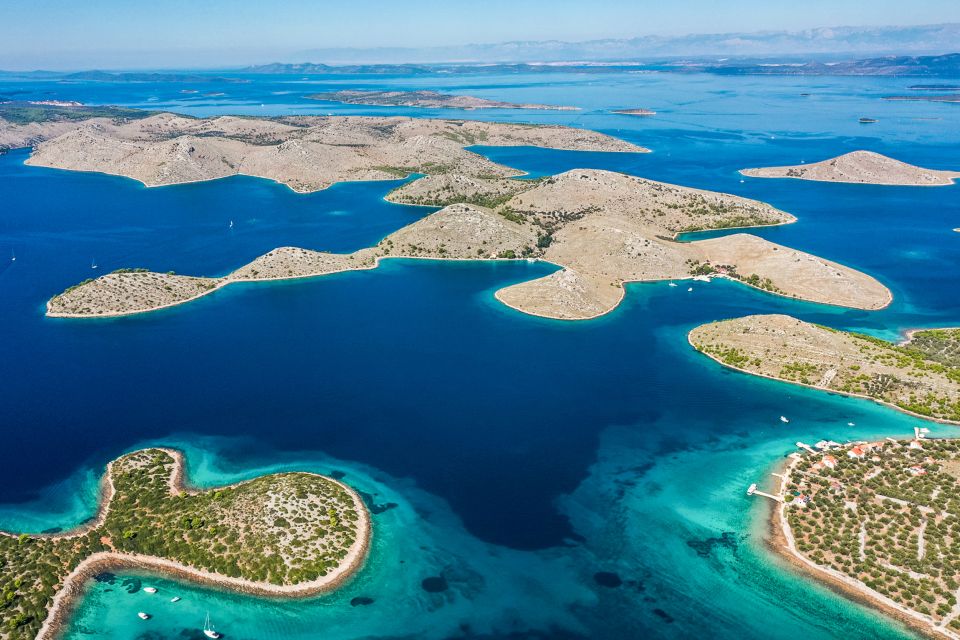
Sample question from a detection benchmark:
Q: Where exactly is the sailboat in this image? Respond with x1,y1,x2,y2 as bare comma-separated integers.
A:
229,220,234,229
203,612,221,639
91,258,98,270
10,250,15,262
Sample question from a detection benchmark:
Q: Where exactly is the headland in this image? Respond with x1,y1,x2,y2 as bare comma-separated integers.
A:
689,316,960,423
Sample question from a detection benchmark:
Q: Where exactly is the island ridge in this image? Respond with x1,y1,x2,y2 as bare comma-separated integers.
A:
46,168,892,320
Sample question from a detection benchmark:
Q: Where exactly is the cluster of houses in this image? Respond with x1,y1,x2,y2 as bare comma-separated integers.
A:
781,428,935,508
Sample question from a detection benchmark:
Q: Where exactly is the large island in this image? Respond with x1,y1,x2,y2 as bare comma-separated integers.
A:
0,448,369,640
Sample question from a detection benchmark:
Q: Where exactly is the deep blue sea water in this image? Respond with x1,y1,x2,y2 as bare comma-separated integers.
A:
0,69,958,639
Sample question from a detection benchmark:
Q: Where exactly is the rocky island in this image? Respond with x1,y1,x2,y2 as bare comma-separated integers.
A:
1,110,642,193
4,107,891,320
47,166,892,320
0,448,369,640
611,108,657,116
740,151,960,186
306,89,579,111
689,315,960,423
760,434,960,638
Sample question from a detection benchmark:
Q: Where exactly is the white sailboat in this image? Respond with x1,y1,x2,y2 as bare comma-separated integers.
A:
91,258,98,270
229,220,234,229
143,587,157,594
170,596,181,603
10,250,15,262
203,612,221,639
780,416,790,424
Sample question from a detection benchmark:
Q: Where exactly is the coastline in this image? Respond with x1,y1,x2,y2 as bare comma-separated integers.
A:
765,455,957,639
0,447,371,640
687,332,959,426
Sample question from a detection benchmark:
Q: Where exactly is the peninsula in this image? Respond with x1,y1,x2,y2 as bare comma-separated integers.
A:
689,315,960,423
0,448,369,640
759,434,960,639
47,168,892,320
740,151,960,186
306,90,579,111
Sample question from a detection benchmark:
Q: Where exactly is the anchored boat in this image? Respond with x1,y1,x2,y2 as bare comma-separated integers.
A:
203,612,221,639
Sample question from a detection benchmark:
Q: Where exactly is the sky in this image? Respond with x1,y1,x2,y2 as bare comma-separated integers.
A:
2,0,960,70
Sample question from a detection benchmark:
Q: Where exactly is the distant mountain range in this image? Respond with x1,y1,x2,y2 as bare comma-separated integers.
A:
284,23,960,64
245,53,960,78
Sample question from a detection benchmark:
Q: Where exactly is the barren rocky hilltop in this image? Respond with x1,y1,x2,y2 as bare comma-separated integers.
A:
1,109,642,192
0,448,369,640
741,151,960,186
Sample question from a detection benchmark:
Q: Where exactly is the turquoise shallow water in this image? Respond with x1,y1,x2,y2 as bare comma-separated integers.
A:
0,70,958,638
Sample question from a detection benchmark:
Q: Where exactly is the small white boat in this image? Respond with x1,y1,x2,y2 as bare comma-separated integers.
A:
203,612,221,639
138,612,151,620
143,587,157,594
170,596,181,603
847,422,856,427
10,250,15,262
687,287,693,292
668,282,678,287
229,220,234,229
780,416,790,424
91,259,98,269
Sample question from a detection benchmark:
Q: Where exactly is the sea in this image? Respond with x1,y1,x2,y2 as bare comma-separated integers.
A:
0,68,958,639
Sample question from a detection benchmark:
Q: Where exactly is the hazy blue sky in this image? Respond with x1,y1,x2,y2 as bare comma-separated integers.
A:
2,0,960,69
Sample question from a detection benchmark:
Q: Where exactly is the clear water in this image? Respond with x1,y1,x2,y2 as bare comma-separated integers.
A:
0,69,958,639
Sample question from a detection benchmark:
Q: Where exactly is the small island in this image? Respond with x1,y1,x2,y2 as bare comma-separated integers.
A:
611,108,657,116
758,433,960,638
689,315,960,423
306,89,579,111
740,151,960,186
0,448,369,640
883,95,960,103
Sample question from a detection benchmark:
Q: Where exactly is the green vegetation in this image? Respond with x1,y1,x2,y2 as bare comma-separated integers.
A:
0,103,154,126
0,449,362,639
905,329,960,368
110,268,150,274
786,438,960,629
696,343,751,368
